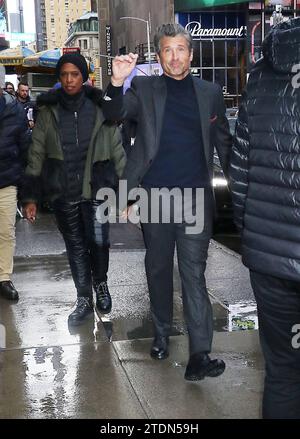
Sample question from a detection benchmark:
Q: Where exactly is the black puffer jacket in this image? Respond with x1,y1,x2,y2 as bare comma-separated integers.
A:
0,92,30,189
230,17,300,282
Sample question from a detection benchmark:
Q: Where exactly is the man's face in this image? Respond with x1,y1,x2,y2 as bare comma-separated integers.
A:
60,63,83,95
18,84,29,100
157,35,193,80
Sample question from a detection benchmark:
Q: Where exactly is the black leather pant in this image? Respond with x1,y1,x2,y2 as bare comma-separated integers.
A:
53,199,110,298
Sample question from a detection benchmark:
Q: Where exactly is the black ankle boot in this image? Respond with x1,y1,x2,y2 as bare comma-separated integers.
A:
68,297,94,326
0,281,19,301
150,335,169,360
94,282,112,314
184,353,225,381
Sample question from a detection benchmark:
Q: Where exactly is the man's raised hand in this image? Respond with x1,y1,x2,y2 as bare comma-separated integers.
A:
111,53,138,87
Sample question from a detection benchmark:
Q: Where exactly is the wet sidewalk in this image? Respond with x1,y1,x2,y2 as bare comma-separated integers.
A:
0,215,263,419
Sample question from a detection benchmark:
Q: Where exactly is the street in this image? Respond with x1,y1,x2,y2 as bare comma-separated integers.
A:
12,211,254,344
0,211,263,419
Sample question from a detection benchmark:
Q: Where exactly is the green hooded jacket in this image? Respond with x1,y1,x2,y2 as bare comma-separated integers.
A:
23,86,126,203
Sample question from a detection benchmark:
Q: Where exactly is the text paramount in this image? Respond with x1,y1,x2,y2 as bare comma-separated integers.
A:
185,21,246,39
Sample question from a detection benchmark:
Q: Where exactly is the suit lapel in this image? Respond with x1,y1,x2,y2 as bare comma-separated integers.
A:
152,76,167,151
192,76,211,164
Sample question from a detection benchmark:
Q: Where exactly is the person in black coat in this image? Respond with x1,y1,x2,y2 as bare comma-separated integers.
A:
0,88,29,301
230,17,300,419
103,23,232,381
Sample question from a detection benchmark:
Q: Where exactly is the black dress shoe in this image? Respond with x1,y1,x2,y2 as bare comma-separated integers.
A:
184,353,225,381
94,282,112,314
0,281,19,301
150,336,169,360
68,297,94,326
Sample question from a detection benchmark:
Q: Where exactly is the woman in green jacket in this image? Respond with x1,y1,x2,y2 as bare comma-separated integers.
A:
22,54,126,326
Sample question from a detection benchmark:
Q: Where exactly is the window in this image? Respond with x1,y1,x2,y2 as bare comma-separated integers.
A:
214,41,225,67
201,41,212,68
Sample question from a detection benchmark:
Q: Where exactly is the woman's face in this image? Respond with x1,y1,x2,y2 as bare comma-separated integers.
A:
60,63,83,95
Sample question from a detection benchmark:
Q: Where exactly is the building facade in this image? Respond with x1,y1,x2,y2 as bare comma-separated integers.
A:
98,0,300,105
98,0,174,87
34,0,47,51
176,1,247,107
64,12,100,85
0,0,9,51
35,0,95,50
175,0,300,107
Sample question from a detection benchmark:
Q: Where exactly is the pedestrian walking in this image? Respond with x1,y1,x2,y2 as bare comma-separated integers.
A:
4,82,16,96
103,23,232,380
22,53,126,326
230,17,300,418
0,85,29,301
16,82,36,129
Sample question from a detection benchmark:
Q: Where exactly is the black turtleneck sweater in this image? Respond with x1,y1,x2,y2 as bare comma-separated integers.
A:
58,89,96,201
142,74,209,188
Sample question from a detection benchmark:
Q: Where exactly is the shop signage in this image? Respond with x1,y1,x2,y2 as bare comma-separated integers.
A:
175,0,248,9
5,32,35,42
63,47,80,54
185,21,246,38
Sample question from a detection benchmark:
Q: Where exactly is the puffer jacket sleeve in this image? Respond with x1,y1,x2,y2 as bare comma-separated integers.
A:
229,92,250,231
20,109,48,204
16,105,31,166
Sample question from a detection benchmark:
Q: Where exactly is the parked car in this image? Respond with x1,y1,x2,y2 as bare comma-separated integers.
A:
213,108,237,227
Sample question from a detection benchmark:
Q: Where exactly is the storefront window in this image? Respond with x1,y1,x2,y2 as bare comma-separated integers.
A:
177,6,247,107
215,69,226,88
227,40,237,67
201,40,212,67
214,12,225,28
215,40,225,67
202,69,213,82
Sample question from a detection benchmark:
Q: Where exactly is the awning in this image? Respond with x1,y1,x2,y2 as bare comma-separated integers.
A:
23,48,62,69
0,46,35,66
23,48,94,73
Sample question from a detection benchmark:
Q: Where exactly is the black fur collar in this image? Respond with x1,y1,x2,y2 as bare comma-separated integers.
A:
36,85,103,107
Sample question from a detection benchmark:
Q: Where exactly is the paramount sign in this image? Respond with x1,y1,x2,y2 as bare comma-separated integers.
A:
185,21,246,39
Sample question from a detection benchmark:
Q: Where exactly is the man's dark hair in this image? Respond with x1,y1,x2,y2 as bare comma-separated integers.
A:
154,23,193,54
18,81,29,89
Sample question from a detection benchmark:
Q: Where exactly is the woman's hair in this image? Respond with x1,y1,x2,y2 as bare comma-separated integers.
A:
5,81,15,91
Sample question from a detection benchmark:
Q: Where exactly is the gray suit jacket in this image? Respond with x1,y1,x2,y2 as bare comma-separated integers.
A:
104,74,232,205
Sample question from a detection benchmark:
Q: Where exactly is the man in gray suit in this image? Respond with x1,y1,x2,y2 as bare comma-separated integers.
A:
103,23,232,381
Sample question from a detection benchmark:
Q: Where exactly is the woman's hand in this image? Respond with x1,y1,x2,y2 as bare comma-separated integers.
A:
23,203,37,224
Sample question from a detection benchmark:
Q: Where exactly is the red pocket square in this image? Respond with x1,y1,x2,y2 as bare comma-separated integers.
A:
210,115,217,123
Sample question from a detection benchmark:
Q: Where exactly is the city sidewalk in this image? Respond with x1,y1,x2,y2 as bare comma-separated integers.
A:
0,215,264,419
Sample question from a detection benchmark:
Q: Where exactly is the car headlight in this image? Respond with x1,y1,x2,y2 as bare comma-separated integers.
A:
212,177,228,187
